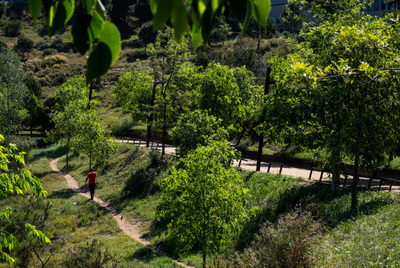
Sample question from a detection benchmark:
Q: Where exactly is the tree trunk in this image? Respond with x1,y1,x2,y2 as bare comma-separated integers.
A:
6,82,10,148
66,137,70,167
351,151,359,209
146,82,157,147
162,100,166,156
203,251,206,268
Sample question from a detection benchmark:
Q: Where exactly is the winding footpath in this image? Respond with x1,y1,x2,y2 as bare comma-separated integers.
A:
49,158,193,268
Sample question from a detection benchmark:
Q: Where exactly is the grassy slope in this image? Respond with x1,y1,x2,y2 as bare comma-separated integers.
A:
8,143,181,267
19,143,400,267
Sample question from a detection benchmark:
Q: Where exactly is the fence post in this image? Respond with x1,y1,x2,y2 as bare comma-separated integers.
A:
309,168,313,180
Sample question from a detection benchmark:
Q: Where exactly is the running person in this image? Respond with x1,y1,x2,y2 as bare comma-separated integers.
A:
85,168,97,200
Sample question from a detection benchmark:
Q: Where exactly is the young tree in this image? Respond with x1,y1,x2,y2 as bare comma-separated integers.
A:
265,14,400,207
48,76,89,166
14,36,34,59
147,28,190,155
155,140,249,268
0,134,49,265
170,110,228,156
199,62,262,136
0,48,29,146
72,109,118,171
112,66,154,123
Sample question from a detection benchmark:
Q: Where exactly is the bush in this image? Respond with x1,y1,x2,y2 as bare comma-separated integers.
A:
227,208,323,268
41,55,67,68
138,21,157,46
3,20,21,37
14,36,34,58
0,40,7,50
42,48,56,57
63,239,116,268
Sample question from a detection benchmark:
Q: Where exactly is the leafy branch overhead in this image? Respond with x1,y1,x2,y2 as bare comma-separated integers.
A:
151,0,271,49
29,0,271,84
29,0,121,85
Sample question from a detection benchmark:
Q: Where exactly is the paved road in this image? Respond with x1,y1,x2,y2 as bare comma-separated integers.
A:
117,138,400,193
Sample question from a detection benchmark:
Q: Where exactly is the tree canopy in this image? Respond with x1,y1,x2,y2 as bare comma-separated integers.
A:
264,13,400,207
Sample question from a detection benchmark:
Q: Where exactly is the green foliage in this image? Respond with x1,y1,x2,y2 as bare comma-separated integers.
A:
170,110,228,156
232,209,323,267
265,13,400,207
3,20,21,37
199,62,262,134
14,36,34,58
209,16,231,44
0,134,48,265
0,48,29,140
63,239,116,267
112,66,153,122
29,0,121,85
151,0,271,50
281,0,308,34
245,17,276,39
131,0,153,23
155,140,248,265
71,108,118,170
138,21,158,46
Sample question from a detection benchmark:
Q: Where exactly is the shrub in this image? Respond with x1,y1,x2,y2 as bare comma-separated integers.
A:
63,239,116,267
41,55,67,68
138,21,157,46
229,207,323,268
14,36,34,58
42,48,56,57
0,40,7,50
3,20,21,37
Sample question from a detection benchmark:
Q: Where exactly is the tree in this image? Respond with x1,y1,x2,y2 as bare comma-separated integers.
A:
281,1,308,34
170,110,228,156
14,36,34,59
0,48,29,146
209,16,231,45
0,134,49,265
155,140,249,268
112,66,154,123
199,62,262,136
147,27,190,155
72,109,118,171
265,13,400,208
48,76,88,166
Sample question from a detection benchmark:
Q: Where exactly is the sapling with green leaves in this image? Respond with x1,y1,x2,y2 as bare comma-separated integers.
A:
155,140,249,268
0,134,49,265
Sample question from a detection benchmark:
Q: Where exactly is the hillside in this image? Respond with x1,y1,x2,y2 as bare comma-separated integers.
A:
4,142,396,267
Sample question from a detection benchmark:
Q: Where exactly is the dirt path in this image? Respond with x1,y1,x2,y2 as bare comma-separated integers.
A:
49,158,193,268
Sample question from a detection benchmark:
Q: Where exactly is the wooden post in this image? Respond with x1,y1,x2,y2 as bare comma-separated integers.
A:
256,68,275,171
309,168,313,180
267,162,272,173
319,171,324,182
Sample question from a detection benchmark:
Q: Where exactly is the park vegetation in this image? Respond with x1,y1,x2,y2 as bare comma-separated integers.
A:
2,0,400,267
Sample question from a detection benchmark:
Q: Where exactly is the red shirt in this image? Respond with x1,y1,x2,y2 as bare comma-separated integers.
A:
87,171,97,184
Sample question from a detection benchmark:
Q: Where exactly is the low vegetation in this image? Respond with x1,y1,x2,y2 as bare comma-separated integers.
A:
1,142,395,267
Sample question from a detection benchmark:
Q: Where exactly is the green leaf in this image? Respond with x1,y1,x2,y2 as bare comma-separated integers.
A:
170,0,189,42
72,12,103,55
95,0,107,20
192,26,203,51
151,0,173,31
251,0,270,29
28,0,43,23
86,21,121,84
43,0,75,36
